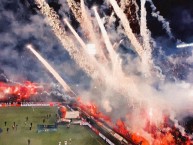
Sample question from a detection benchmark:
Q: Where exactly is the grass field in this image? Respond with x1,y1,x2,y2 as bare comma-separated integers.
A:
0,107,107,145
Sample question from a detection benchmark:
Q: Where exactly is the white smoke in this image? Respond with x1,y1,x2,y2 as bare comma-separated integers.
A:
1,0,193,143
147,0,174,39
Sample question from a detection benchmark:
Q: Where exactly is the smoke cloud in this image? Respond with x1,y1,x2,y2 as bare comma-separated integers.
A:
1,0,193,143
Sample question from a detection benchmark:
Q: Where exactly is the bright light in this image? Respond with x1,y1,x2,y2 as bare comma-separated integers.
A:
92,6,97,10
149,108,153,117
4,88,10,94
86,43,96,55
177,43,193,48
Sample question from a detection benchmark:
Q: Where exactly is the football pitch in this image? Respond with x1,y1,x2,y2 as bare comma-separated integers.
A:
0,106,107,145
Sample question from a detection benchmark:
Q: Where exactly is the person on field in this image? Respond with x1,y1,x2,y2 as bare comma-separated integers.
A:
28,139,30,145
12,124,15,130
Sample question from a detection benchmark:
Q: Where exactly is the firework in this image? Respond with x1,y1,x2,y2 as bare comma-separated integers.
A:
80,0,108,63
25,0,193,144
93,7,117,70
66,0,82,22
147,0,174,39
63,18,87,49
108,0,144,58
34,0,102,81
140,0,153,75
177,43,193,48
26,44,76,96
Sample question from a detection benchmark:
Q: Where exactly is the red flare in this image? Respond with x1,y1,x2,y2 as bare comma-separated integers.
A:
76,97,192,145
0,81,42,102
59,106,67,118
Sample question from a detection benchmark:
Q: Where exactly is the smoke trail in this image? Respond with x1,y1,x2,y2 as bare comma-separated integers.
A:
177,42,193,48
120,0,128,10
67,0,97,45
140,0,151,51
108,0,143,58
132,0,140,22
63,17,104,67
120,0,140,28
108,12,115,25
34,0,140,105
140,0,152,75
147,0,174,39
113,39,124,50
108,0,152,75
26,44,76,96
66,0,82,22
93,7,117,70
63,18,87,49
80,0,108,63
34,0,102,81
80,0,97,42
66,0,108,63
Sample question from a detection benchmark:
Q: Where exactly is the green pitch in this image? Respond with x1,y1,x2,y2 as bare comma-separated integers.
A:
0,107,107,145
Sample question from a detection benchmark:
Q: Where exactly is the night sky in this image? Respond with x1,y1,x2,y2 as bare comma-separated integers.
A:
148,0,193,41
0,0,193,85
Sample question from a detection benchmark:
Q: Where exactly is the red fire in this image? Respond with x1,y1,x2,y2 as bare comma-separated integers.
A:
59,106,67,118
144,119,191,145
76,97,111,122
0,81,42,102
76,97,192,145
76,97,149,144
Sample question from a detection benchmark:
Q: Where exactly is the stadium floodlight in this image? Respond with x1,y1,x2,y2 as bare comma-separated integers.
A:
176,43,193,48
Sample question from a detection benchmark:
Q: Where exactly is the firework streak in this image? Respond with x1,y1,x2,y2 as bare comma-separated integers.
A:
34,0,103,82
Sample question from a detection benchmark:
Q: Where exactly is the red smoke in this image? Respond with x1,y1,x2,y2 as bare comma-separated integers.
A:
76,97,192,145
0,81,42,102
76,97,111,122
59,106,67,118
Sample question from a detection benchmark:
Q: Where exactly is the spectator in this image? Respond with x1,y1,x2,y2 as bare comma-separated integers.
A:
69,138,71,144
12,125,15,130
28,139,30,145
